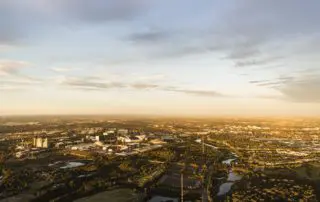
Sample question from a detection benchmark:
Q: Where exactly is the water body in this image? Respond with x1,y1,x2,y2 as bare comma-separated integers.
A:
217,171,243,196
60,162,85,169
217,182,234,196
217,158,243,196
227,172,242,181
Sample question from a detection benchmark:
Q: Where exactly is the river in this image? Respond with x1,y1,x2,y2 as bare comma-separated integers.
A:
217,158,243,196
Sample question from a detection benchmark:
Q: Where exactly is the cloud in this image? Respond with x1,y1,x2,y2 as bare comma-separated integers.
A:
136,74,166,81
62,77,125,90
61,76,160,91
51,67,80,72
278,76,320,102
0,75,43,91
60,75,225,97
164,87,223,97
2,0,319,67
2,1,319,104
250,76,294,86
53,0,148,23
0,0,149,45
0,1,45,45
251,74,320,103
0,60,30,76
156,45,211,59
128,30,170,43
0,59,46,91
2,78,41,85
174,89,222,97
227,47,260,60
234,56,284,68
118,0,320,71
219,0,320,68
131,83,158,89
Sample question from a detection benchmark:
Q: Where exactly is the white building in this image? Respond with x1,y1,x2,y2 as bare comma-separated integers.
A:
117,136,132,143
117,135,145,143
136,135,146,141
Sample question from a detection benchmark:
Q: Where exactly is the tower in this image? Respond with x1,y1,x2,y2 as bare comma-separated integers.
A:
202,135,205,155
180,172,184,202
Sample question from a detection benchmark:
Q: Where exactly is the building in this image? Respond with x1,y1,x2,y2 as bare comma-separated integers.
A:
33,137,49,148
103,128,116,136
95,134,108,142
117,136,132,143
136,135,146,141
161,135,175,142
117,129,129,136
42,138,48,148
117,135,145,143
69,143,95,151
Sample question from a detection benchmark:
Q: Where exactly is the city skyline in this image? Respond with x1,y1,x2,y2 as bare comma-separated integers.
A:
1,0,320,116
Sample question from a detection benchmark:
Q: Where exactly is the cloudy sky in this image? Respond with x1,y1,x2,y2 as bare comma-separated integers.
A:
0,0,319,116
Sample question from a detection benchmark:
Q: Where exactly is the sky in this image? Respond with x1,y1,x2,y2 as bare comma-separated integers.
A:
0,0,320,116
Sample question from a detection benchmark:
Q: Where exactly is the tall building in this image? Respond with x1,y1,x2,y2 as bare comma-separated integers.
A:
42,138,48,148
33,137,49,148
36,138,41,147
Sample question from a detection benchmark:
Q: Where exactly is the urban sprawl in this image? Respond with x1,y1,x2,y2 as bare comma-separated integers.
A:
0,116,319,201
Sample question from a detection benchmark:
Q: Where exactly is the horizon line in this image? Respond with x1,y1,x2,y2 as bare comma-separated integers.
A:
1,113,319,119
